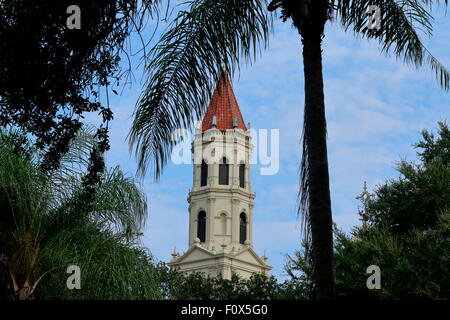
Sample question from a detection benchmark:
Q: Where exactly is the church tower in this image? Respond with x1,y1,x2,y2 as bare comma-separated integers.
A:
168,72,271,279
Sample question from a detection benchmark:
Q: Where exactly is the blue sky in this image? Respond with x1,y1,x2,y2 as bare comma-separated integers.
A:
90,5,450,280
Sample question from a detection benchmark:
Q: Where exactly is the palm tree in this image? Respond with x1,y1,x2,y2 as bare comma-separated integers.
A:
0,127,161,299
129,0,449,299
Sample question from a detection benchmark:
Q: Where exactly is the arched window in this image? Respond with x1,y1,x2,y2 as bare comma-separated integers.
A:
239,163,245,188
220,213,227,235
219,157,229,185
239,212,247,244
197,211,206,242
200,160,208,186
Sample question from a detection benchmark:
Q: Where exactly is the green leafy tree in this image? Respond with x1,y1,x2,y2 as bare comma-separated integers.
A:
0,128,162,300
0,0,157,189
364,121,450,235
333,211,450,299
415,121,450,166
284,242,315,299
129,0,450,299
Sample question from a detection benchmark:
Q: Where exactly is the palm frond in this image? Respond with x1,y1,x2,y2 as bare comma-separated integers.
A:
46,163,147,241
334,0,449,90
0,125,147,240
1,127,153,299
0,144,47,234
129,0,273,180
40,223,162,299
89,166,148,239
45,125,97,210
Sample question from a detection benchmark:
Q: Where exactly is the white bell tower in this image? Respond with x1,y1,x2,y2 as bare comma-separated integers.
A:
189,113,254,251
168,72,271,279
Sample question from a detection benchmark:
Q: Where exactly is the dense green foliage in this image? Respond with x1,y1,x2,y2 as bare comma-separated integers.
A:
0,128,162,300
38,224,162,300
362,122,450,235
155,265,309,300
0,0,156,190
334,213,449,299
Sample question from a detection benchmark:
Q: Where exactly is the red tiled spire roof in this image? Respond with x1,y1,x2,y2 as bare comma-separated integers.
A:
201,71,247,132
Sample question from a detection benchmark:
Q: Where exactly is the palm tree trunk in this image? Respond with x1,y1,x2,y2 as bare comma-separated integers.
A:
301,32,335,300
